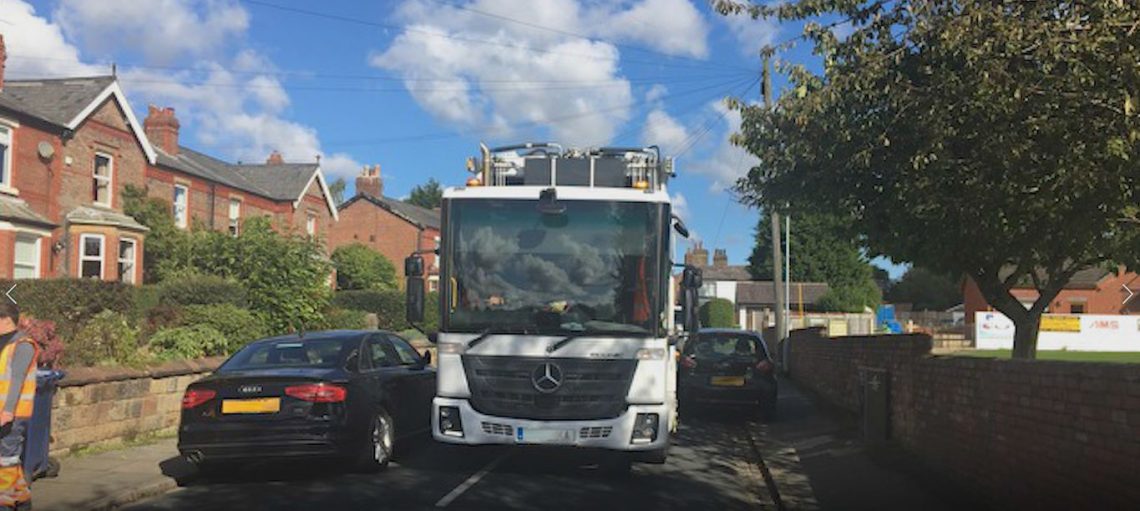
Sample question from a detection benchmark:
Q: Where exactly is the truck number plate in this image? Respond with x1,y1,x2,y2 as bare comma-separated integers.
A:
516,427,574,445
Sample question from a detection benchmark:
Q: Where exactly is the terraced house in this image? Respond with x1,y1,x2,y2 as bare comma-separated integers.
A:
0,34,337,282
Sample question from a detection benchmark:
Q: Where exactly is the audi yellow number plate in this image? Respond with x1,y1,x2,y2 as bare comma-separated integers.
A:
221,398,281,414
710,376,745,387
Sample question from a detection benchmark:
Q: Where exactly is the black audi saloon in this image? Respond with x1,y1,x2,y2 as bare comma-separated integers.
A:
678,328,778,419
177,330,436,473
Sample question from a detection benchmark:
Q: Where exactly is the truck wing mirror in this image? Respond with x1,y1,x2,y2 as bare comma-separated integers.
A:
672,215,690,238
404,254,426,324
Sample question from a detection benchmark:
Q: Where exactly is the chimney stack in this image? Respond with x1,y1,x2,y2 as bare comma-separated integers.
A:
266,150,284,165
685,242,709,268
356,164,384,198
143,105,180,155
0,34,7,91
713,248,728,268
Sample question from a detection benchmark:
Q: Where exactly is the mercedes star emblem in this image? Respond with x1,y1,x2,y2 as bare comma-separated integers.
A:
531,363,563,394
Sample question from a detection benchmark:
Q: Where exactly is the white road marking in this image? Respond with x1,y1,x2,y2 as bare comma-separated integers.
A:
434,451,510,508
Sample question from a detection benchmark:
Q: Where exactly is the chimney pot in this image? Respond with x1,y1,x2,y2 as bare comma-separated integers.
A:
267,150,284,165
143,104,180,155
356,164,384,198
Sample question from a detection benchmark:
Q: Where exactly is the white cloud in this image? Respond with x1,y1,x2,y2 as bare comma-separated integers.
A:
686,100,760,192
372,0,710,145
53,0,248,64
645,84,668,104
0,0,101,78
721,10,780,56
641,109,689,155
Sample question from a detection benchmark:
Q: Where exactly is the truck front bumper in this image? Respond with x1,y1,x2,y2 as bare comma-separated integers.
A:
432,397,669,452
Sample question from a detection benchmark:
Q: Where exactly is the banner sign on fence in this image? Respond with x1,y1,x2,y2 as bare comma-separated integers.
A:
975,312,1140,351
1040,315,1081,333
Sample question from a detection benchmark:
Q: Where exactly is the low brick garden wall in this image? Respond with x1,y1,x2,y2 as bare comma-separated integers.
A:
49,358,223,456
787,329,1140,510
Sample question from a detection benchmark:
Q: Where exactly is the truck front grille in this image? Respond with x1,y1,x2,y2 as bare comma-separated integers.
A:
463,355,637,420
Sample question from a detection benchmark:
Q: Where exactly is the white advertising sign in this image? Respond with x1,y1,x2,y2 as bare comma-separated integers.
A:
975,312,1140,351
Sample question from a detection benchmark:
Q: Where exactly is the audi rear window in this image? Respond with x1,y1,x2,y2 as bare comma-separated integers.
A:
218,338,350,371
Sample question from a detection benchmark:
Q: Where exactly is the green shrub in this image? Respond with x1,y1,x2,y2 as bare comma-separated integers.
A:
332,289,440,332
148,325,228,361
157,273,248,308
0,278,135,342
179,304,268,352
321,308,368,330
142,304,183,338
132,284,161,324
699,298,737,329
66,311,141,367
332,290,406,330
331,243,398,290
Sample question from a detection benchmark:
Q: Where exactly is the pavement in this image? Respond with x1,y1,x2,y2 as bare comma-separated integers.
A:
34,380,969,511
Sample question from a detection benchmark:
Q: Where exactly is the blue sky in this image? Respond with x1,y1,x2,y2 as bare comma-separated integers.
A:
3,0,906,278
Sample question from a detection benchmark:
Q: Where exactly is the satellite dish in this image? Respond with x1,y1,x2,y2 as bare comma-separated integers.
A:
37,141,55,160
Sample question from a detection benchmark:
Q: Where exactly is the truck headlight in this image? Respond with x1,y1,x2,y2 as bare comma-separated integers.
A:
636,348,666,360
439,406,464,437
630,413,659,444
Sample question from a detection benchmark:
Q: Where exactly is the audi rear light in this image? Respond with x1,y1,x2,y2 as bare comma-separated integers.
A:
182,388,216,409
755,359,774,375
285,383,347,403
680,355,697,369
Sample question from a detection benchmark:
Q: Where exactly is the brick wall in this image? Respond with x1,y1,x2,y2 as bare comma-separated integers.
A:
787,330,1140,510
327,198,432,279
49,357,223,456
145,166,284,232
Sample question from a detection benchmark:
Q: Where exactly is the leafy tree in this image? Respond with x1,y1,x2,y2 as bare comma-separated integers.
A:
332,243,399,291
329,177,347,205
123,185,190,284
163,217,332,333
886,267,962,311
699,298,737,328
405,178,443,209
749,210,880,312
722,0,1139,358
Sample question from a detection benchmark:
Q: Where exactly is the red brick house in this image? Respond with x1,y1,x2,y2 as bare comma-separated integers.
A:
328,166,440,290
0,65,153,282
963,266,1140,320
141,106,338,245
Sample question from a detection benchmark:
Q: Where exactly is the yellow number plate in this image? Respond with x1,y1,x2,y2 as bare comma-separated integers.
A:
222,398,281,414
710,376,745,387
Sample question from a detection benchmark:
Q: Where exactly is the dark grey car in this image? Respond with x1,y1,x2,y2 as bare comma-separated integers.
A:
677,328,777,419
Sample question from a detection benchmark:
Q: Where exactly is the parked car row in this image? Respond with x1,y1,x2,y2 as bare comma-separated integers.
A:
176,328,777,473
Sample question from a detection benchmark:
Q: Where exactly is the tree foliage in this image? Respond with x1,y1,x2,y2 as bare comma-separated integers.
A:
699,298,737,328
886,267,962,311
123,185,189,284
724,0,1139,358
332,243,398,291
405,178,443,209
749,210,881,312
328,177,347,205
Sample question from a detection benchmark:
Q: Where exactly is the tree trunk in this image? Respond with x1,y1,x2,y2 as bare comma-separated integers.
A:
1011,311,1041,360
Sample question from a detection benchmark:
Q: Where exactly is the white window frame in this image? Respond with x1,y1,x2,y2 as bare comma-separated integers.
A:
12,233,41,279
306,212,317,237
0,122,13,192
118,237,137,284
228,197,241,236
173,184,189,229
93,153,113,207
79,233,105,279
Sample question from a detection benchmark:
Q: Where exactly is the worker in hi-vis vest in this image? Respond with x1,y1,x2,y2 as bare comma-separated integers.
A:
0,302,36,511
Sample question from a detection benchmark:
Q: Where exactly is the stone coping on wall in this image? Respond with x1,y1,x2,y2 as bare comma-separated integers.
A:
58,357,226,387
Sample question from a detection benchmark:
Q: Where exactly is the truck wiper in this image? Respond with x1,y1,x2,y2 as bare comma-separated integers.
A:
467,327,529,349
547,330,651,354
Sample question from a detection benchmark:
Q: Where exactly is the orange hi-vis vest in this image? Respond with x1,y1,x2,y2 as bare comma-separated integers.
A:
0,333,38,419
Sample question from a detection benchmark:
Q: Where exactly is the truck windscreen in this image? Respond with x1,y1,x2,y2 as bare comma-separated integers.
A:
445,199,667,337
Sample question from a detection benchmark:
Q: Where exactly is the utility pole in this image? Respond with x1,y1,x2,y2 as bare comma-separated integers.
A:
764,55,787,343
